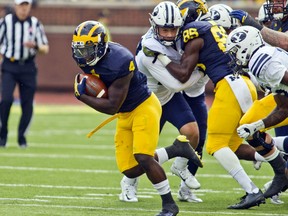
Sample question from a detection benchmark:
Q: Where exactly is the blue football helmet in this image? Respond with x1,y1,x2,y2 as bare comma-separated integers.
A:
72,21,108,66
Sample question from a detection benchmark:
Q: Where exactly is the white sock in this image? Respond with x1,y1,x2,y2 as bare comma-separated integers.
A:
173,157,189,169
273,136,286,152
155,148,169,165
265,148,280,161
254,152,266,162
153,179,171,195
214,147,259,194
121,175,138,185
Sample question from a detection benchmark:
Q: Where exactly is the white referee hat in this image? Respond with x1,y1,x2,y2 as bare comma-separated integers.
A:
15,0,32,5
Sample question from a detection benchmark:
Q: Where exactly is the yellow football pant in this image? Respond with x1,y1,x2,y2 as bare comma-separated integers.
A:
240,93,288,130
115,93,162,173
206,76,258,155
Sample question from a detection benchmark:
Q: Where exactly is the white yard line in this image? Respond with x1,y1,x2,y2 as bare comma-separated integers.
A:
2,203,287,216
0,165,274,179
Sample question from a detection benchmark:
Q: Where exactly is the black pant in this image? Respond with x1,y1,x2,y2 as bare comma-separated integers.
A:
0,59,37,144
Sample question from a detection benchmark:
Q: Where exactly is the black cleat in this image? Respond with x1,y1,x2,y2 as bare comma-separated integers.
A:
155,203,179,216
227,190,265,209
264,174,288,198
173,135,203,168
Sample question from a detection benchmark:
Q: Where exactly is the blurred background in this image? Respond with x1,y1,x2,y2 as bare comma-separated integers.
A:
0,0,265,102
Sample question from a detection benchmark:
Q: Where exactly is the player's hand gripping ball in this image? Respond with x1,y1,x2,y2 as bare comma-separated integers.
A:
77,73,108,98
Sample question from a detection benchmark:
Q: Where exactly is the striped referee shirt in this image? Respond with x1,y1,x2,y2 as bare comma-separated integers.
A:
0,13,48,61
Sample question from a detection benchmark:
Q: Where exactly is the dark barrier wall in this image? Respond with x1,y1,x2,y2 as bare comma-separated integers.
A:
0,3,258,92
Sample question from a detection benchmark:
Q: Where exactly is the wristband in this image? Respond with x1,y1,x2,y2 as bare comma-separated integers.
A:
158,54,172,67
255,120,265,131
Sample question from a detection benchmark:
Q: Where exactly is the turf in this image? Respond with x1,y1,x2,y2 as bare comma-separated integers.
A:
0,104,286,216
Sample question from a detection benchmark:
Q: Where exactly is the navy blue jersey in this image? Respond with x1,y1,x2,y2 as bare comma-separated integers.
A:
80,42,151,112
181,21,233,84
270,16,288,32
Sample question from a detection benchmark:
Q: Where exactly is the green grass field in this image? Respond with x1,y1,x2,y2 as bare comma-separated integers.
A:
0,104,286,216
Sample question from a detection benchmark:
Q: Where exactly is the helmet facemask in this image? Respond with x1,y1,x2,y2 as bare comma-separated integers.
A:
264,0,288,20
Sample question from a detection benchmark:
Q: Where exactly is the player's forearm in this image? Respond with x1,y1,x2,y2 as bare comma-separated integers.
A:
262,107,288,129
261,27,288,51
158,54,193,83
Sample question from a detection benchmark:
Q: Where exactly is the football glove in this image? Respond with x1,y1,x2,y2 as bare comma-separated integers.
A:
237,120,265,139
142,46,160,63
230,10,263,31
74,73,87,100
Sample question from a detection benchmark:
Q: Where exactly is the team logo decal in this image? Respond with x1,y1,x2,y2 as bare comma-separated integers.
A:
210,10,220,20
231,31,247,43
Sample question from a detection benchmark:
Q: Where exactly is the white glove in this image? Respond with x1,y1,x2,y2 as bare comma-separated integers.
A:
237,120,265,139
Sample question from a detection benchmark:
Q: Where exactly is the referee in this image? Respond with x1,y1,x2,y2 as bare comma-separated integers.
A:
0,0,49,148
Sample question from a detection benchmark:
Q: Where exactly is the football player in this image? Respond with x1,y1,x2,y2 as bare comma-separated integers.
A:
230,0,288,138
72,20,202,216
133,1,208,203
143,0,276,209
226,25,288,198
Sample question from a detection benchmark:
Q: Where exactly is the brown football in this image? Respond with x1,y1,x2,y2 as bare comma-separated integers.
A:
78,73,108,98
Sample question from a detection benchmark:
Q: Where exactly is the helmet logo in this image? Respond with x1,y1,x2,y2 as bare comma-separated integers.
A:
152,7,159,16
210,10,220,20
230,32,247,43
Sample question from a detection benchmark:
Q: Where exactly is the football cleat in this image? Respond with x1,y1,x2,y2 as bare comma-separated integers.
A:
177,187,203,203
264,180,284,204
170,163,201,189
227,190,265,209
155,203,179,216
263,173,288,198
119,178,138,202
172,135,203,168
253,161,262,170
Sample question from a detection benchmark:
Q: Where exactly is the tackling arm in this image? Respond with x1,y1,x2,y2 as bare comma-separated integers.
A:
158,38,204,83
260,28,288,51
262,94,288,128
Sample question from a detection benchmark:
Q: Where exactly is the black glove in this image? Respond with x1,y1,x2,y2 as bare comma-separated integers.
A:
230,10,263,31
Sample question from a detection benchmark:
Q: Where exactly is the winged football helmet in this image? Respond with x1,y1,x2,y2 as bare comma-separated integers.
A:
177,0,209,25
72,20,108,66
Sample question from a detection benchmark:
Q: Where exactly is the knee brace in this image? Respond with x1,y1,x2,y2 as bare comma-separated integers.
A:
246,131,274,156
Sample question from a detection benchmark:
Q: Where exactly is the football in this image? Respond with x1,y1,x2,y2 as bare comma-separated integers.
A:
78,73,108,98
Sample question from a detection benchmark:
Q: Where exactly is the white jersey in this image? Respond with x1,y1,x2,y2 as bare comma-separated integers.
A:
135,28,204,105
184,75,209,97
249,46,288,96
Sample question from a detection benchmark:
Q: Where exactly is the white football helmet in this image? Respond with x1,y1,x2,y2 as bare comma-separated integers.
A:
149,1,183,46
226,26,265,66
257,3,271,24
208,4,239,30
